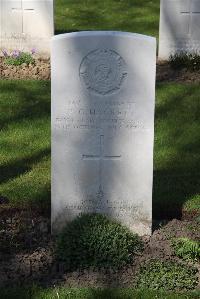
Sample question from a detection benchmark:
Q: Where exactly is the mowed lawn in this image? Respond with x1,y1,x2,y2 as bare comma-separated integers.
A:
1,286,200,299
55,0,160,38
0,80,199,216
0,81,51,210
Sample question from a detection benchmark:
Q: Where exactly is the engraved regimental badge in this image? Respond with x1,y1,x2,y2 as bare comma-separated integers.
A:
79,49,128,95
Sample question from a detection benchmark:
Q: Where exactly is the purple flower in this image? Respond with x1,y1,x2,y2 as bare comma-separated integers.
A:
31,48,36,55
12,50,21,58
2,49,8,57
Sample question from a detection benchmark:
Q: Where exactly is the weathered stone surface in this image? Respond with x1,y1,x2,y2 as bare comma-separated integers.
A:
159,0,200,59
51,31,156,235
0,0,54,54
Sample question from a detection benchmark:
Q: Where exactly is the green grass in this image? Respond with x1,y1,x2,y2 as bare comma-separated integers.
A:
154,83,200,217
0,287,199,299
0,80,51,209
57,213,143,270
0,81,199,215
136,260,198,291
55,0,160,39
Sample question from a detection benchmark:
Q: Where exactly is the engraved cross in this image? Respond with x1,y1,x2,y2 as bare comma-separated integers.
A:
82,135,121,199
12,1,35,34
181,1,200,36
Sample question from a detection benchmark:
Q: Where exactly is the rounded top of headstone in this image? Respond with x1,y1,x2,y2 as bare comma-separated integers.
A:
52,31,156,43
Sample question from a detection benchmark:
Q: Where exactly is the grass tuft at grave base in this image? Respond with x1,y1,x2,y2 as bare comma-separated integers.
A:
55,0,160,38
56,213,143,270
0,286,199,299
169,52,200,71
0,80,199,218
136,260,198,291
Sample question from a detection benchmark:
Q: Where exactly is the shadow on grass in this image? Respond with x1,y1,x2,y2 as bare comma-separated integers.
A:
153,171,200,219
153,83,200,219
1,286,199,299
0,148,50,184
0,81,50,131
0,80,51,210
0,81,200,219
55,29,80,35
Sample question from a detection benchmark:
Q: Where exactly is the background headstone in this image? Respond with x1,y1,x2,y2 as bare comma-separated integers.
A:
51,31,156,236
159,0,200,59
0,0,54,54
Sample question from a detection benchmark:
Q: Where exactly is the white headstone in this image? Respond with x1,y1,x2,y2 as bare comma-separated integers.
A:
0,0,54,54
51,31,156,236
159,0,200,59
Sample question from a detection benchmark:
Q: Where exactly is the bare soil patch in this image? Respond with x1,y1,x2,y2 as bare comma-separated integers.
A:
0,206,199,289
157,60,200,83
1,57,200,83
0,57,50,80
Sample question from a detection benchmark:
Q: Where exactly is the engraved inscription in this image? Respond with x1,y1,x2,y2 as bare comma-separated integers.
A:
180,1,200,37
79,49,128,95
82,135,121,201
65,201,143,219
54,100,145,131
12,5,35,34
